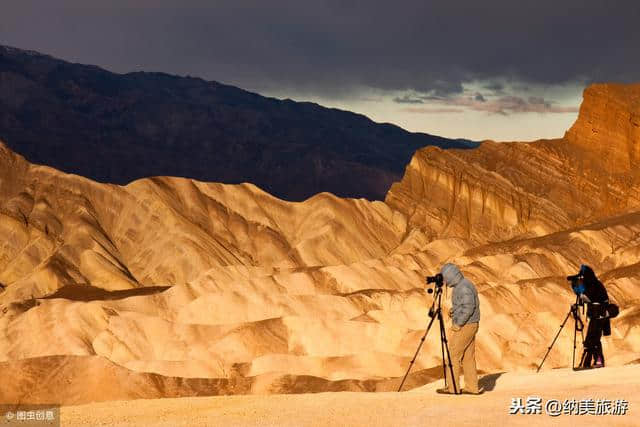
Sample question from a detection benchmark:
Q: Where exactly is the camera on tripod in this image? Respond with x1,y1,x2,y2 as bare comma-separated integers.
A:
398,270,457,393
425,273,444,317
426,273,443,291
567,273,585,296
538,269,589,372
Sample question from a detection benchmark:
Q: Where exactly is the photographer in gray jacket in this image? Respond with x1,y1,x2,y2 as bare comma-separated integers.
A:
436,263,482,395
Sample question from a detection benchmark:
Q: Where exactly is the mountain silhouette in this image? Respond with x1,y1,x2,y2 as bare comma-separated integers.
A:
0,45,476,201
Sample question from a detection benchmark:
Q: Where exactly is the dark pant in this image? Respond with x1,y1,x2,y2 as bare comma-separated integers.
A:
581,317,604,367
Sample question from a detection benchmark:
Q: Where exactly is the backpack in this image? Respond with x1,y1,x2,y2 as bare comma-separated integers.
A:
605,302,619,319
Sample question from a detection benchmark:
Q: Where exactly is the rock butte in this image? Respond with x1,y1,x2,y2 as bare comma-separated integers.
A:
1,83,639,405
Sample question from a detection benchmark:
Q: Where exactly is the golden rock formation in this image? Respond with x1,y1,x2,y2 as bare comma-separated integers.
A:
1,83,640,405
386,84,640,243
565,83,640,172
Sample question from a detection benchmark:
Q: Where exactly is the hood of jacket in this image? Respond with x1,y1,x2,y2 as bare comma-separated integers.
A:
441,263,464,287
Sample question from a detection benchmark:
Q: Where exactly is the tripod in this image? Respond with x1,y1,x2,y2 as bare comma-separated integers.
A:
537,295,585,372
398,284,458,393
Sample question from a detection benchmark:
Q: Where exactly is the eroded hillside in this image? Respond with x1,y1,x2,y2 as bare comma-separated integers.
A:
1,83,640,405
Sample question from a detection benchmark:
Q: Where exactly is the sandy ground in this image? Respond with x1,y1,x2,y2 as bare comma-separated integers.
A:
60,365,639,427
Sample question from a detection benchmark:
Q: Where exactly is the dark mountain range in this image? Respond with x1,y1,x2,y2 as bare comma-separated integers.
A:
0,45,476,201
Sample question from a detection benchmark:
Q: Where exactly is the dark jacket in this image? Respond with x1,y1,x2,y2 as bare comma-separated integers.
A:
579,265,611,335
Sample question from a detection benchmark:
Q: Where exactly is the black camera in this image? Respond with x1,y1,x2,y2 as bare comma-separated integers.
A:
426,273,444,313
566,273,584,295
426,273,443,287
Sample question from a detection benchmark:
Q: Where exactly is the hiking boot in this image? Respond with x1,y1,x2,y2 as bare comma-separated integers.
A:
593,356,604,368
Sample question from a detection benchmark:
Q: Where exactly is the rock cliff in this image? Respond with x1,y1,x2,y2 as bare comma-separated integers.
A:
385,83,640,243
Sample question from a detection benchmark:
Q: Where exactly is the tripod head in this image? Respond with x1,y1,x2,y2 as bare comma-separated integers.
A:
427,283,444,295
570,295,584,331
426,278,445,318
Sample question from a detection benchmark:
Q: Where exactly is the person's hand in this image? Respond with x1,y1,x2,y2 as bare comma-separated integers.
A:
451,323,461,332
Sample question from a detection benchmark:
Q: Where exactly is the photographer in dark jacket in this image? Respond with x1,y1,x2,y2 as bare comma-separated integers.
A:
577,265,610,368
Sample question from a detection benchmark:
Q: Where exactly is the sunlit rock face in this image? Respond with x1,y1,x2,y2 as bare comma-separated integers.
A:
565,83,640,172
386,83,640,244
1,83,640,406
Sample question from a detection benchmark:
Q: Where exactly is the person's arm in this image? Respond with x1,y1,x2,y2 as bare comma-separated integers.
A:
453,285,475,327
597,281,609,302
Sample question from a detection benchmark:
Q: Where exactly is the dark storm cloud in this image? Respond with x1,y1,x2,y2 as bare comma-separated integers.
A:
483,83,506,94
1,0,639,98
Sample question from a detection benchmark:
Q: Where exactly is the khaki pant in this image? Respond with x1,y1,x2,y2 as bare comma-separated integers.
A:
444,322,479,393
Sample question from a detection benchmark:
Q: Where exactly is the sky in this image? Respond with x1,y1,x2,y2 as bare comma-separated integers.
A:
1,1,639,141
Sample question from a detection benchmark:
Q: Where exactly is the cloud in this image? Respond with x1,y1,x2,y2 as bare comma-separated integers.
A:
419,95,447,101
422,93,579,115
400,107,465,114
483,82,506,95
0,1,638,99
393,95,424,104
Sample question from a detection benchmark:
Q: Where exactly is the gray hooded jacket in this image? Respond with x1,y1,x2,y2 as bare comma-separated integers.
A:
441,263,480,326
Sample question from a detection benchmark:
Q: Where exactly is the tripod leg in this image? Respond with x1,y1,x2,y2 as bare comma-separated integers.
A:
578,348,589,369
537,309,573,372
439,314,447,388
398,311,438,392
571,314,584,371
577,314,594,369
439,311,459,394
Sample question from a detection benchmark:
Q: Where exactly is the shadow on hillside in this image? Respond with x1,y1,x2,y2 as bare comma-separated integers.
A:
40,284,172,302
